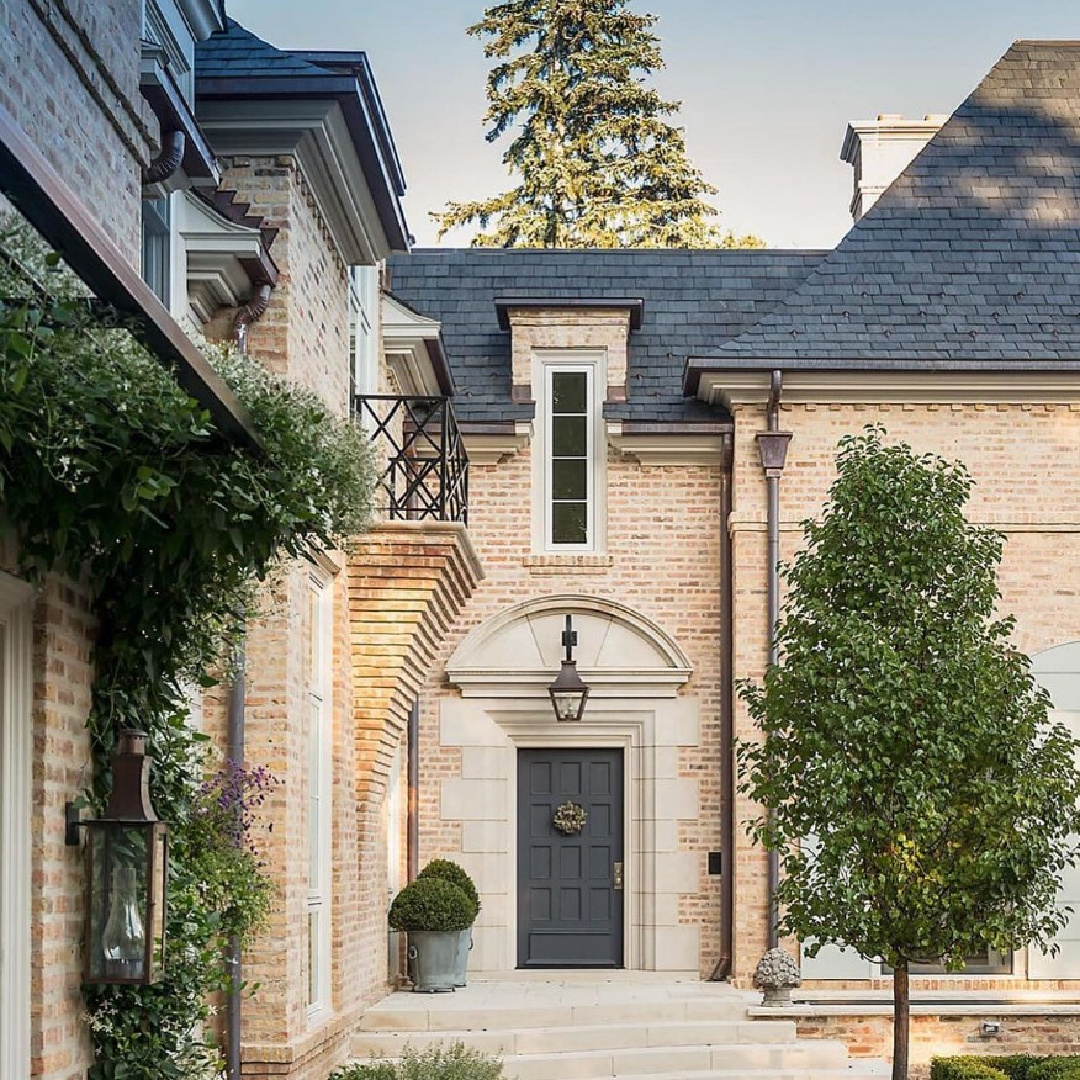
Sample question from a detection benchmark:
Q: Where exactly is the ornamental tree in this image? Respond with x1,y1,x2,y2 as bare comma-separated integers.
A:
738,428,1080,1080
434,0,762,248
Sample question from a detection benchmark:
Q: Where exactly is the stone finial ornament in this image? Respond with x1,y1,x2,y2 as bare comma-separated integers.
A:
752,948,801,1006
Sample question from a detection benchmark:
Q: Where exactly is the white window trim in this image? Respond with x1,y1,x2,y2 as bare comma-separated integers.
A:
532,349,607,554
0,574,33,1080
306,573,333,1022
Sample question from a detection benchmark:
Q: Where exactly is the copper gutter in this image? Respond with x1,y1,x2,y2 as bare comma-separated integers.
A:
0,102,258,449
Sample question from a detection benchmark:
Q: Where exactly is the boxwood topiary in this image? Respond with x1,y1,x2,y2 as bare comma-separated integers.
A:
995,1056,1047,1080
418,858,481,919
1029,1059,1080,1080
388,876,475,933
931,1058,1010,1080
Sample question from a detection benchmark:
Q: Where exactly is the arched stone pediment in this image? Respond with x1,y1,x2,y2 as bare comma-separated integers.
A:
446,594,692,699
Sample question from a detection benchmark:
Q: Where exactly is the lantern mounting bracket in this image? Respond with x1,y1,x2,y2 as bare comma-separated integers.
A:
64,800,82,847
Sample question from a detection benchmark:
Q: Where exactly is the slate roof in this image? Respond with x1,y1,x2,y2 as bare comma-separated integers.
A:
196,18,323,78
195,20,409,249
706,41,1080,364
387,249,825,424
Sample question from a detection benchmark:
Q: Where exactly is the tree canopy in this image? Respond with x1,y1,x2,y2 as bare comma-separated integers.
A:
434,0,762,248
738,428,1080,1079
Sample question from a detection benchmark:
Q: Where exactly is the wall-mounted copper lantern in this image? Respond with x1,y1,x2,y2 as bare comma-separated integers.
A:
82,730,168,985
548,614,590,722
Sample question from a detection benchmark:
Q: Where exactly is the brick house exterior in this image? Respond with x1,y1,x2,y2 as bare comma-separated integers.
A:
6,11,1080,1080
383,39,1080,1071
0,7,482,1080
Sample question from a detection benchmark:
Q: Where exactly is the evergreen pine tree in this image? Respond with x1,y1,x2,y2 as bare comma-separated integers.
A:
434,0,761,248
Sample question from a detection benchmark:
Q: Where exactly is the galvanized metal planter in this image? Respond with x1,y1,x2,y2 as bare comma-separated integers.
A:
407,930,459,993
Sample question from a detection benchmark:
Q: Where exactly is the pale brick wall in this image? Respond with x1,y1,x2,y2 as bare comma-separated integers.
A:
731,400,1080,987
423,443,725,977
507,308,630,402
0,0,156,265
347,523,484,1002
0,532,96,1080
197,154,358,1077
218,156,352,416
791,1011,1080,1078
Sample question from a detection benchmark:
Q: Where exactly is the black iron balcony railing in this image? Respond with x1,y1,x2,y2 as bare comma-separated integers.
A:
354,395,469,524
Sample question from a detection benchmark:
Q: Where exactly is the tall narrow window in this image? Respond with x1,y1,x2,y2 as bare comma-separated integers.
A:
306,575,332,1018
141,197,171,308
350,265,379,399
547,367,592,548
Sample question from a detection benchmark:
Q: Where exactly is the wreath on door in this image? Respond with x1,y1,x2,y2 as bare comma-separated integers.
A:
553,801,587,836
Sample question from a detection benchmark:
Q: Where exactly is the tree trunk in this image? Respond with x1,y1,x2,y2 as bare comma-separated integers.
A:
892,961,910,1080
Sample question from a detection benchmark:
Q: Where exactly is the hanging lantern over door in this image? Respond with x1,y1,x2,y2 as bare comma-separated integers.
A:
548,614,590,722
83,729,168,985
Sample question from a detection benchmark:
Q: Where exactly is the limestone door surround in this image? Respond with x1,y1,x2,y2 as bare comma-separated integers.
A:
442,594,702,973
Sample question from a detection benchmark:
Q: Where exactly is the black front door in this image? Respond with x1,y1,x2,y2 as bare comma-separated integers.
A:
517,748,624,968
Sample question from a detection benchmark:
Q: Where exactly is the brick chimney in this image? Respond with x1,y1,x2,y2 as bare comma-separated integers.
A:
840,114,948,221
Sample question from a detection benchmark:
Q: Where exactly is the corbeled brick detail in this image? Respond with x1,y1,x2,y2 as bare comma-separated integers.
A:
347,522,484,1000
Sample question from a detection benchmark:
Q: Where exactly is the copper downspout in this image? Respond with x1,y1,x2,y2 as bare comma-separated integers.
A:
233,283,272,350
756,371,792,952
224,288,270,1080
407,699,419,883
711,432,736,980
143,130,186,186
225,642,245,1080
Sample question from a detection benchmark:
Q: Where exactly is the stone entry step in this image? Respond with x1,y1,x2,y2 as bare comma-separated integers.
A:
353,1019,802,1057
350,976,888,1079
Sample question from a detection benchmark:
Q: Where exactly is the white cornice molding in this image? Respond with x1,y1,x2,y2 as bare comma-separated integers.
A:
177,191,263,322
386,349,442,396
607,423,728,465
382,293,440,339
696,369,1080,407
463,422,533,465
382,294,443,395
448,668,691,700
196,99,388,264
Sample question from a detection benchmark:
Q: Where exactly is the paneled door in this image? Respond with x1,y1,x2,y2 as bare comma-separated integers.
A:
517,748,624,968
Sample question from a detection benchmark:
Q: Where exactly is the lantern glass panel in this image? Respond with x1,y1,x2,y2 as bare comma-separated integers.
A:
86,822,164,984
551,691,580,721
151,825,168,975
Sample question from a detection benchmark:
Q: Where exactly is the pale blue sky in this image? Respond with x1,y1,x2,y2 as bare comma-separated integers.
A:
227,0,1079,249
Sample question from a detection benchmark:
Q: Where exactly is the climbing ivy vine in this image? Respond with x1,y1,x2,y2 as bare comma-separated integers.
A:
0,212,374,1078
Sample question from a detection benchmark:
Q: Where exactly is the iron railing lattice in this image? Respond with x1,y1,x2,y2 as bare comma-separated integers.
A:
354,394,469,524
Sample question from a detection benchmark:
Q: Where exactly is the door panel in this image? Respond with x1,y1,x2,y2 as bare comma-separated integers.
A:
518,748,624,968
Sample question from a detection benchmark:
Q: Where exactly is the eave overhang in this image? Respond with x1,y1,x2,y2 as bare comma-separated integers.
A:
494,296,644,331
685,355,1080,407
140,48,219,184
0,102,258,449
195,73,409,257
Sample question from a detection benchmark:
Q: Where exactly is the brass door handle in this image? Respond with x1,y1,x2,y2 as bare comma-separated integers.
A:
614,861,623,891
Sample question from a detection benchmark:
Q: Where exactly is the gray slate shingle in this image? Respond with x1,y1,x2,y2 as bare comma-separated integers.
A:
196,19,332,79
387,249,824,424
712,41,1080,362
